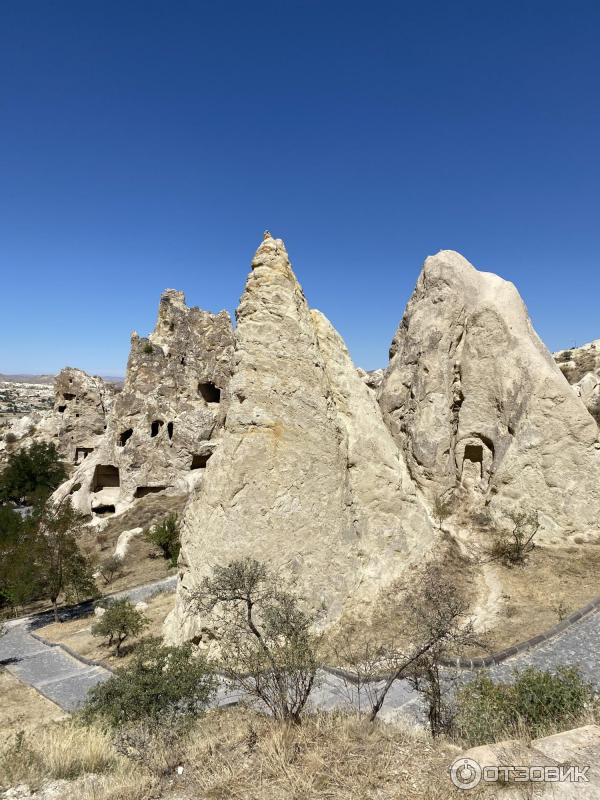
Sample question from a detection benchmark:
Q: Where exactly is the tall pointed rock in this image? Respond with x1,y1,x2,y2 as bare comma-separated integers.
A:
379,250,600,542
166,236,434,642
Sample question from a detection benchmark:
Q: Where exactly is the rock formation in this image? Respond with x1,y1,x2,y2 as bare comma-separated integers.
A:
0,368,114,468
554,341,600,426
53,367,115,464
166,235,435,643
53,289,234,519
378,250,600,542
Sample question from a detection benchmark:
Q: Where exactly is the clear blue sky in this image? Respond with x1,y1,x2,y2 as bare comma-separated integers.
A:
1,1,599,375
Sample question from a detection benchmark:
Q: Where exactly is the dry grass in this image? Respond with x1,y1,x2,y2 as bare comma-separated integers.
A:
0,708,469,799
0,719,121,789
472,543,600,654
0,671,66,735
180,708,462,800
36,589,175,666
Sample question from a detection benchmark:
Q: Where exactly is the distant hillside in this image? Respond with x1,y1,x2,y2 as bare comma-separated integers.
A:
0,373,124,387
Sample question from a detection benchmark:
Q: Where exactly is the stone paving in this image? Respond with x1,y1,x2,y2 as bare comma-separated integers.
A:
0,576,178,712
2,578,599,717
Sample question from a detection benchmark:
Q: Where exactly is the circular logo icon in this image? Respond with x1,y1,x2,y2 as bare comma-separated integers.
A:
450,757,482,790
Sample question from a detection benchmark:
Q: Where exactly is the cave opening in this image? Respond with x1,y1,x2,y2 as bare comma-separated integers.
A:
198,382,220,404
92,464,120,492
134,486,167,498
118,428,133,447
151,420,164,437
191,452,212,470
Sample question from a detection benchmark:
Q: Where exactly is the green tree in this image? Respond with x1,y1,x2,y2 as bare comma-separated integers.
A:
83,638,216,726
0,508,41,612
144,513,180,566
92,598,148,656
32,501,97,622
191,558,320,723
0,442,66,505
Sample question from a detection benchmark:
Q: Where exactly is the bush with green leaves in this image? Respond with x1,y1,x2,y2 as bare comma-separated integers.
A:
454,666,593,745
144,513,180,566
83,638,216,727
0,442,66,505
91,598,148,656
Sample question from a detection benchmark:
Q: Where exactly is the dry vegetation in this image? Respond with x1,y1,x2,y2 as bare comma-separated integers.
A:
0,671,66,735
36,590,175,667
474,542,600,654
0,708,469,800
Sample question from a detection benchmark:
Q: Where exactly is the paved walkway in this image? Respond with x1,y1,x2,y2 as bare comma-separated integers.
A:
2,577,599,717
0,576,177,712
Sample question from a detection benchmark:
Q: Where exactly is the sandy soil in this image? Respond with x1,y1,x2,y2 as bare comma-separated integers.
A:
0,671,66,736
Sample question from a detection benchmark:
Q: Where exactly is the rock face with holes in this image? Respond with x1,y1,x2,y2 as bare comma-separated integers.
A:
165,234,435,643
52,289,234,519
0,368,114,468
52,367,115,464
378,249,600,542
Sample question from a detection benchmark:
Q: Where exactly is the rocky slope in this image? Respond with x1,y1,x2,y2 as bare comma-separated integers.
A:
554,340,600,425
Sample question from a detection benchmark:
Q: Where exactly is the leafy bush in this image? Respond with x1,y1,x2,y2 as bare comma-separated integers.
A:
142,343,153,354
0,442,66,504
83,638,216,727
454,666,593,745
92,598,148,656
4,432,17,444
145,513,180,566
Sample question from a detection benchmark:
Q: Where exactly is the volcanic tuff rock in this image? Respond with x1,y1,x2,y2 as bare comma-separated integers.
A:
378,250,600,542
53,290,234,518
0,368,114,467
165,235,435,643
53,367,115,464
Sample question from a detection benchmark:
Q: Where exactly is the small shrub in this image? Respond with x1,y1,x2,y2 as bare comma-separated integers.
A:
91,598,148,656
489,510,539,566
142,343,153,354
97,554,124,585
454,666,593,745
558,350,573,362
144,513,180,566
83,638,216,727
4,431,17,444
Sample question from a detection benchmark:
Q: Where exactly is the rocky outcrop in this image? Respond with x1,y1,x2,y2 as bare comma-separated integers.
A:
0,368,114,468
53,367,115,464
165,235,435,643
379,250,600,542
53,290,234,519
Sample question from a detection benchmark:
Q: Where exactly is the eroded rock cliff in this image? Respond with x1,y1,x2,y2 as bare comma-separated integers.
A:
53,290,234,519
378,250,600,543
166,235,435,642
